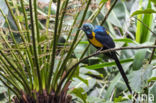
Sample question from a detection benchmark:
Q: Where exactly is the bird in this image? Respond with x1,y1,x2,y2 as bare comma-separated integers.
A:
80,23,132,93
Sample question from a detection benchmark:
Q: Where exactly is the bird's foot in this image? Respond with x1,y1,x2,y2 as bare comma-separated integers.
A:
96,48,103,53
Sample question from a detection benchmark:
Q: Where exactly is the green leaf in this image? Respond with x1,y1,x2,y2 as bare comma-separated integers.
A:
114,96,128,102
134,0,153,43
149,83,156,103
129,64,153,92
148,77,156,82
150,0,156,4
79,41,89,44
135,11,143,42
85,58,133,70
105,74,121,100
71,87,87,103
99,0,108,5
107,10,122,28
77,76,88,86
40,35,48,42
105,62,132,100
140,1,153,43
135,0,142,43
17,15,24,22
87,96,105,103
114,38,136,44
133,50,146,70
131,8,156,17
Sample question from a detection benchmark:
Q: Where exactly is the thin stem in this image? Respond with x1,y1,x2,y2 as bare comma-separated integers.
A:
47,0,61,90
80,44,90,59
45,0,53,35
149,40,156,64
29,0,42,91
3,2,34,91
51,11,81,89
57,0,70,39
0,77,20,98
0,9,30,86
100,0,118,26
43,0,53,88
19,1,34,88
0,72,21,94
20,0,31,43
34,0,40,43
5,1,34,90
5,0,22,31
134,17,156,36
34,0,42,62
0,62,21,90
0,51,30,93
55,0,92,93
5,0,27,43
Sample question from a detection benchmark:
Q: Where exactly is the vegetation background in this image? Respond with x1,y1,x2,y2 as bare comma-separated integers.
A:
0,0,156,102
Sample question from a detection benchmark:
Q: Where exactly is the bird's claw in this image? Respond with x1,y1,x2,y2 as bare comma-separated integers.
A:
96,48,103,53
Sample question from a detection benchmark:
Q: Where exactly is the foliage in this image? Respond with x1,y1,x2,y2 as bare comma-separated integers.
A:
0,0,155,103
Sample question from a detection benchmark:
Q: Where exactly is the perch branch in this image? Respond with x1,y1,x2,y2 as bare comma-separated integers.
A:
58,45,156,90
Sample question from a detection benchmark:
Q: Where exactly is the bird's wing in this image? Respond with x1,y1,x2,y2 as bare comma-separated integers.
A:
94,26,115,49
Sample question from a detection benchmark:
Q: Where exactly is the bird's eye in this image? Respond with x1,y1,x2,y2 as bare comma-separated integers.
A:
86,26,89,29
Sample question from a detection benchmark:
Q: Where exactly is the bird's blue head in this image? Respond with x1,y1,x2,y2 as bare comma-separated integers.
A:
80,23,94,38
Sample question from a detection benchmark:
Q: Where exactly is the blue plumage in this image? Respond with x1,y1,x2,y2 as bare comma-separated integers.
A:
94,25,115,49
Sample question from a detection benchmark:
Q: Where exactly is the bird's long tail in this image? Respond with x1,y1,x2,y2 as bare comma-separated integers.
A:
112,52,132,93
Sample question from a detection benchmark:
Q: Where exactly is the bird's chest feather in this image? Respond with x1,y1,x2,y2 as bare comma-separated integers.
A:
88,32,103,47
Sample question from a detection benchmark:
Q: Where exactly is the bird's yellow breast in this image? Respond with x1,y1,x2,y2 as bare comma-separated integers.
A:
88,32,103,47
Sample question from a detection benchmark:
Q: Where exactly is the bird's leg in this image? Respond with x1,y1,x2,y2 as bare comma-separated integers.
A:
96,47,103,53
